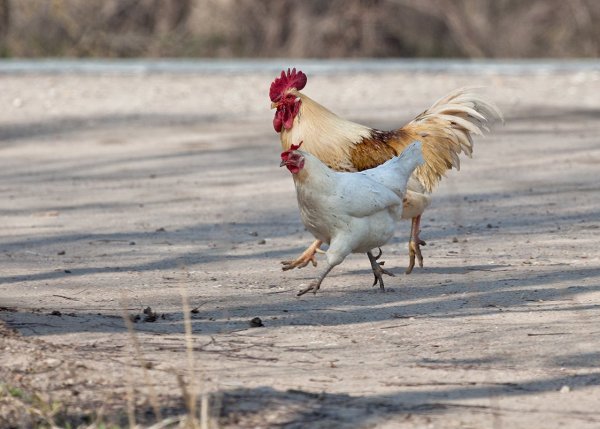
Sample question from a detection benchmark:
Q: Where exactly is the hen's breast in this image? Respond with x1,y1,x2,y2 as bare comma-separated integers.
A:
296,189,338,244
295,180,347,245
298,204,332,244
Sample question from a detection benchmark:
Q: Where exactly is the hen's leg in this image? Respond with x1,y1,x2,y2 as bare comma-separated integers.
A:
406,215,426,275
367,248,395,291
296,242,350,296
297,263,334,296
281,239,323,271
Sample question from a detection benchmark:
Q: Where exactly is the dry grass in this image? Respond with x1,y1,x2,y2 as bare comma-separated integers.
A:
0,288,220,429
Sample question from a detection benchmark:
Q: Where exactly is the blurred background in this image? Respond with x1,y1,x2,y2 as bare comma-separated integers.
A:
0,0,599,59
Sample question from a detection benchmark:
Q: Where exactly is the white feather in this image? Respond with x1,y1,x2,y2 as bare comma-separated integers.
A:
290,142,424,258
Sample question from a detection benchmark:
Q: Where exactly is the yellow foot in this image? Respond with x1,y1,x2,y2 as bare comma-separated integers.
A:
281,240,322,271
405,239,426,275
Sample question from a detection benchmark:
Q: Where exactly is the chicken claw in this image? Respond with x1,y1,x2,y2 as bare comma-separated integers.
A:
297,280,320,296
367,248,395,291
406,239,426,274
297,264,334,296
405,215,426,275
281,239,323,271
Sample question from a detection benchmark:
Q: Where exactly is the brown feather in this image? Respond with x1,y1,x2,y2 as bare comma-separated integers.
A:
348,130,400,171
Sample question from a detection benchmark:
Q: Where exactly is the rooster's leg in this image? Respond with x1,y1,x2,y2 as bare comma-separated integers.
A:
406,215,426,275
297,263,334,296
281,239,323,271
367,248,395,291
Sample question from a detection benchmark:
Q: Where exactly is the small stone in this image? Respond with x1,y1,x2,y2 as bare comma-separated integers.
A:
57,250,66,255
249,317,264,328
143,307,157,322
258,239,266,245
487,223,493,228
50,310,62,316
560,385,571,393
452,237,459,243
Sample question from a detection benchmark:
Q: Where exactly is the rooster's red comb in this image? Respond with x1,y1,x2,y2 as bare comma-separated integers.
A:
280,141,303,161
270,68,307,102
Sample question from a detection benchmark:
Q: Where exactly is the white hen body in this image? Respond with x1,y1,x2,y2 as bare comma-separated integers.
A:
291,142,424,269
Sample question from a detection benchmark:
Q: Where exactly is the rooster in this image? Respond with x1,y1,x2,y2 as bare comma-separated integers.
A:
270,68,501,274
280,141,424,296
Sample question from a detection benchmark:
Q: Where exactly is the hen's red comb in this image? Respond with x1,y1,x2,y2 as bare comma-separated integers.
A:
270,68,307,102
280,141,303,161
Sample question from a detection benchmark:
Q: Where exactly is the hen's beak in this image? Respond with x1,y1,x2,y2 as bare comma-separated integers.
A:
271,101,278,110
279,160,286,167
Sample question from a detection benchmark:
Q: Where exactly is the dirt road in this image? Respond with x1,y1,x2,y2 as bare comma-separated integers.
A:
1,64,600,428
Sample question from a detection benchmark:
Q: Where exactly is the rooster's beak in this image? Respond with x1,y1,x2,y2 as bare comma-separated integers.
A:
271,101,278,110
279,160,286,167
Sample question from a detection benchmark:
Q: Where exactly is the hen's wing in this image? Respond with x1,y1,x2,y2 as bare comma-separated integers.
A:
329,173,403,219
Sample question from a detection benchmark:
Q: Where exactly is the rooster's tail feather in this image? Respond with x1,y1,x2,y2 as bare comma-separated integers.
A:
392,88,502,193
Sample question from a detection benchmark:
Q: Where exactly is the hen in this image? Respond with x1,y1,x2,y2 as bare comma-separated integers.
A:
270,68,502,274
280,141,424,296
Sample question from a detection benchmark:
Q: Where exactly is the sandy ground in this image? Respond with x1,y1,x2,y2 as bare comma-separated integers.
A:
1,66,600,428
